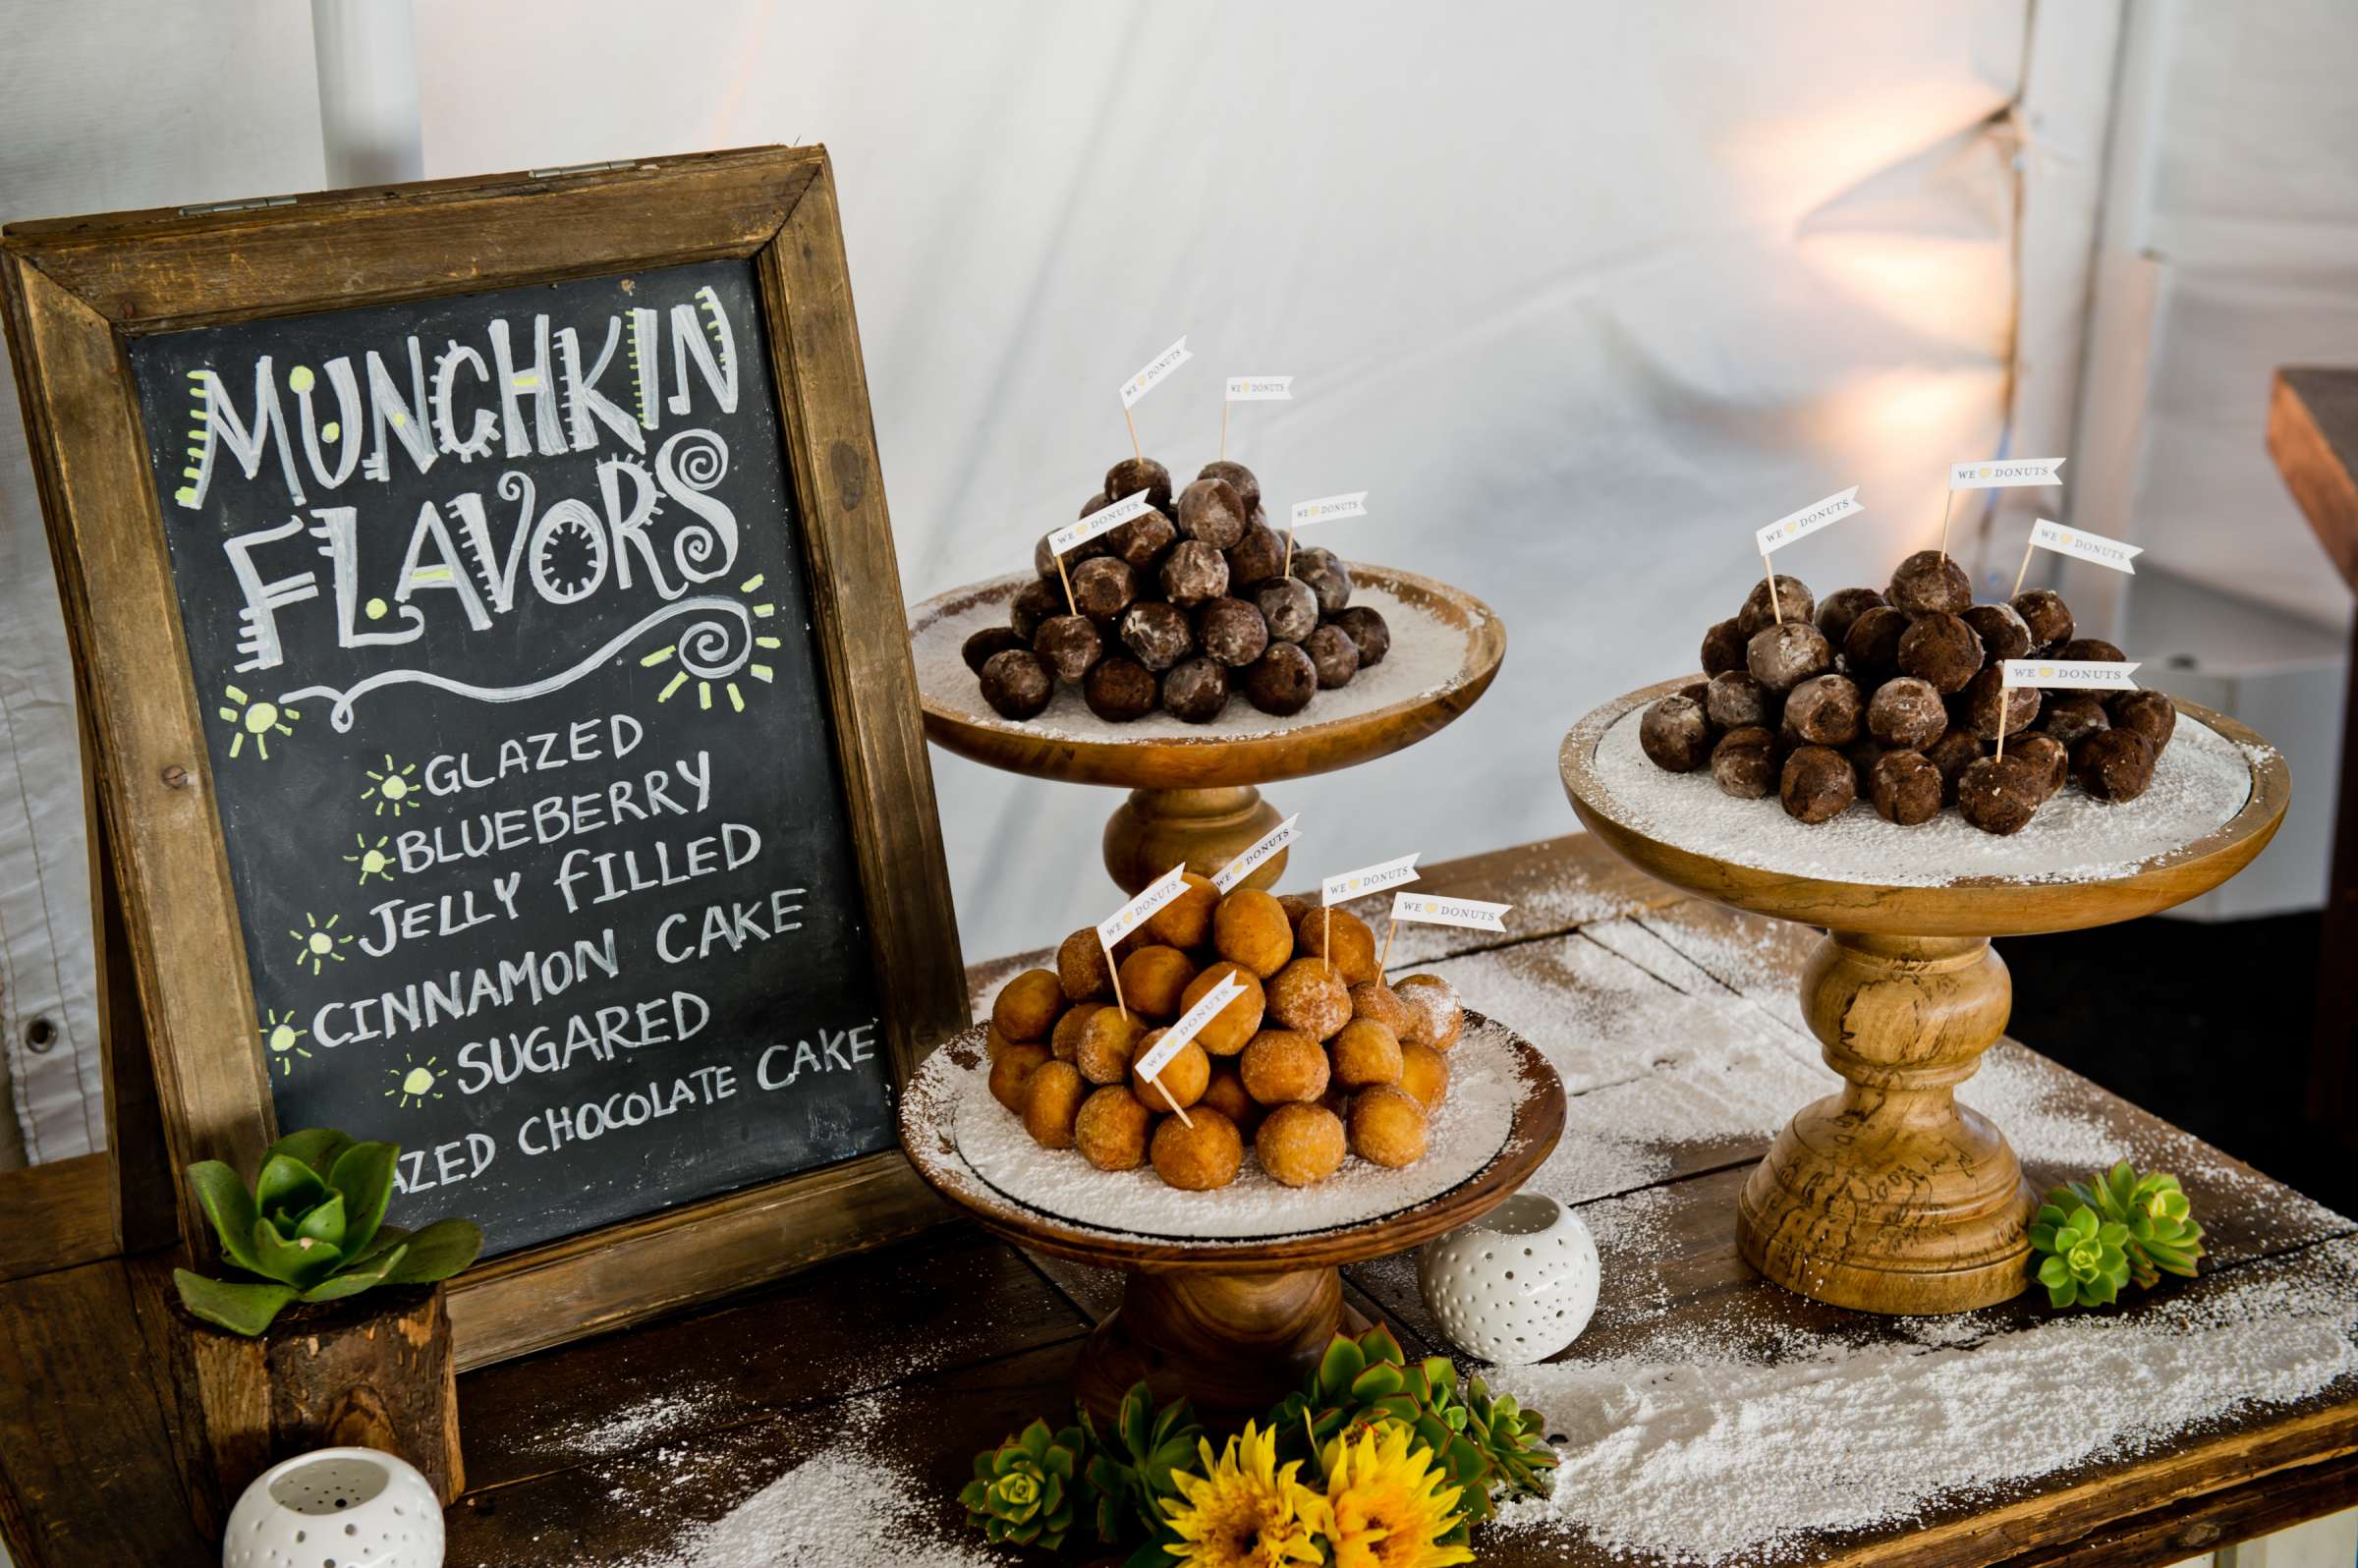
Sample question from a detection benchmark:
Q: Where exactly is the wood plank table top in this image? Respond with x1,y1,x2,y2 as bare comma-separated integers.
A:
2270,366,2358,592
440,833,2358,1568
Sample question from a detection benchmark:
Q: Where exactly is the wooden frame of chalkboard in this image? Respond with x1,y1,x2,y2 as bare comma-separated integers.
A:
0,146,968,1368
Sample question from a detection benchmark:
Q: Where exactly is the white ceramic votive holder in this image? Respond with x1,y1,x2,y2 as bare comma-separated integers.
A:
1418,1191,1600,1365
221,1445,444,1568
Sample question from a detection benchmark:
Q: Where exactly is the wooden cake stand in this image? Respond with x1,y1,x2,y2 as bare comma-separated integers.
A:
1559,681,2290,1315
909,565,1504,893
900,1013,1564,1423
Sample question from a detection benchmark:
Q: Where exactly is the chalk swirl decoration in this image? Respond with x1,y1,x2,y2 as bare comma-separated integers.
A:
276,595,755,732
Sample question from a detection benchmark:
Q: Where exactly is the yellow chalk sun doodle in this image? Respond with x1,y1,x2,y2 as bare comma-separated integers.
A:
289,912,353,976
218,685,298,760
386,1055,444,1109
345,833,397,885
258,1008,310,1078
639,573,780,713
363,756,422,817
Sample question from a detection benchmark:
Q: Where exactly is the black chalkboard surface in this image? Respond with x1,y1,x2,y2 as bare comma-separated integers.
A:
126,257,891,1257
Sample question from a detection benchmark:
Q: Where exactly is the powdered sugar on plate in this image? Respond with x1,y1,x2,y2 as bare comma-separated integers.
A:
1488,1236,2358,1564
908,1015,1526,1243
912,573,1479,742
1581,702,2255,887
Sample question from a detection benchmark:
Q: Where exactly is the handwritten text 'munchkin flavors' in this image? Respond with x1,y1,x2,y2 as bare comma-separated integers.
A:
178,283,756,708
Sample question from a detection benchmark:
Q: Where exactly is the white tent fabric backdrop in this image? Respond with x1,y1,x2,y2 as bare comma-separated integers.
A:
416,0,2047,961
0,0,2088,1162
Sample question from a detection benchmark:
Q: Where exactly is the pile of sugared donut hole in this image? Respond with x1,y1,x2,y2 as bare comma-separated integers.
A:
1639,550,2176,836
984,876,1464,1192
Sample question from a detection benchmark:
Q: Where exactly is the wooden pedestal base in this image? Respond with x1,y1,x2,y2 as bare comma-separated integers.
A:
1738,932,2037,1314
1074,1267,1372,1425
145,1280,465,1539
1102,786,1287,896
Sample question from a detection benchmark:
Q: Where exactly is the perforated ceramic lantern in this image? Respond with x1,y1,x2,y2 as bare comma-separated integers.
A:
221,1446,444,1568
1418,1192,1600,1365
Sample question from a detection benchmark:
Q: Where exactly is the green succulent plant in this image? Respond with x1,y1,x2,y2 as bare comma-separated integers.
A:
1078,1380,1202,1547
1270,1323,1557,1539
961,1418,1083,1550
2029,1201,2131,1309
2055,1161,2205,1287
172,1128,483,1336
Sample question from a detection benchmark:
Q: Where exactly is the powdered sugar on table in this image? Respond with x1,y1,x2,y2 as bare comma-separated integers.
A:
1583,702,2256,887
912,574,1478,742
907,1015,1524,1243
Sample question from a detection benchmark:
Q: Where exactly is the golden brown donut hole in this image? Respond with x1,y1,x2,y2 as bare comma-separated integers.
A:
1295,906,1379,985
1116,945,1200,1019
1074,1085,1154,1171
1329,1018,1404,1091
1348,1084,1430,1168
1075,1007,1146,1086
1056,928,1114,1002
1145,870,1219,949
1255,1102,1348,1187
991,969,1065,1044
1393,974,1463,1049
1021,1059,1088,1148
987,1042,1049,1114
1178,961,1266,1055
1212,888,1296,979
1266,957,1352,1041
1348,980,1412,1036
1151,1107,1244,1190
1198,1070,1263,1137
1049,1000,1105,1062
1238,1028,1330,1105
1398,1041,1451,1110
1130,1033,1210,1112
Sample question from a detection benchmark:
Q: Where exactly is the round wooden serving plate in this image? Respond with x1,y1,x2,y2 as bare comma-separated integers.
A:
900,1012,1564,1423
1559,679,2289,1316
910,565,1505,893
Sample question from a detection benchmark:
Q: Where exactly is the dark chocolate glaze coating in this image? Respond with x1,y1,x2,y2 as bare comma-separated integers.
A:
2012,733,2069,801
1254,577,1319,644
1711,727,1778,799
1011,577,1064,642
1640,694,1715,773
1329,605,1390,666
1106,509,1178,573
1747,621,1834,693
1290,547,1353,616
1198,460,1262,514
1119,600,1196,673
1869,749,1943,825
1196,596,1271,669
1224,520,1287,591
1084,655,1158,722
1738,575,1816,639
1961,602,2034,665
2039,692,2111,752
2109,689,2177,756
2073,728,2157,803
1897,612,1985,695
1867,676,1947,750
1104,456,1173,512
1706,670,1777,732
1303,624,1362,689
1923,727,1986,804
1784,674,1864,747
980,648,1053,719
1243,642,1319,716
962,626,1030,674
1842,606,1911,687
1957,756,2044,836
2011,588,2075,649
1071,555,1139,625
1161,655,1230,722
1779,745,1856,823
1034,614,1103,685
1177,476,1249,549
1814,587,1887,649
1958,664,2041,740
1160,539,1232,609
1885,549,1972,615
1702,618,1749,678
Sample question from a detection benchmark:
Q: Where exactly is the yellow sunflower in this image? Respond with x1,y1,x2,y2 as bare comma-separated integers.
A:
1161,1420,1326,1568
1319,1421,1474,1568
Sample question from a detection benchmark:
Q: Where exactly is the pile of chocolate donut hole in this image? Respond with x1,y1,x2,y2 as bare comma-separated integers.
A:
1639,549,2177,836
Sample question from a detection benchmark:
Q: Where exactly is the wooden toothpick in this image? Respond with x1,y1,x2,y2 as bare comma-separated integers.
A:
1937,489,1957,560
1379,913,1398,974
1103,935,1128,1021
2010,530,2039,600
1124,405,1143,464
1763,555,1783,626
1055,548,1077,617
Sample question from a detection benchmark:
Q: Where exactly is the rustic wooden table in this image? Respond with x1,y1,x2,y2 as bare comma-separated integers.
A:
428,831,2358,1567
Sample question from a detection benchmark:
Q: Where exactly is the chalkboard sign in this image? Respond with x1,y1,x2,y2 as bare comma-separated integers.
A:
123,258,889,1255
4,150,966,1356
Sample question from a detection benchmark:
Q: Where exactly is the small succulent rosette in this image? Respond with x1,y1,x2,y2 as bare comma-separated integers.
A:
175,1128,482,1336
